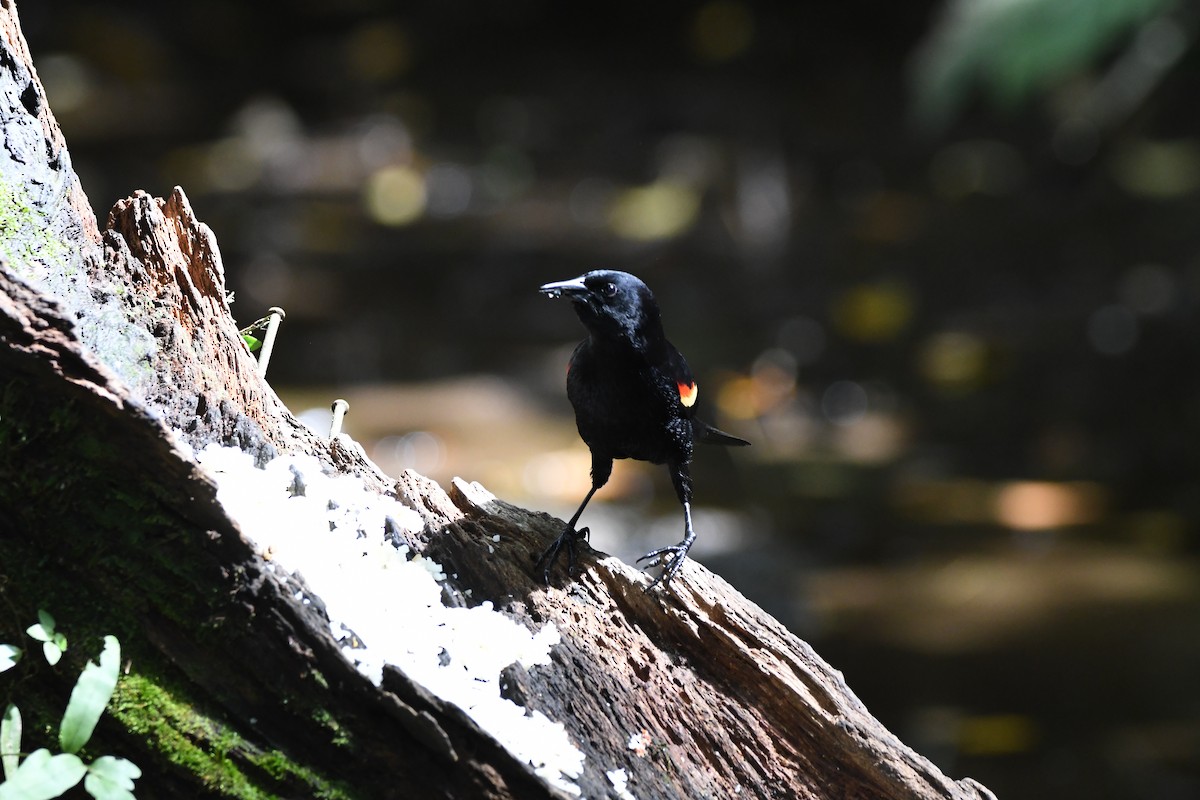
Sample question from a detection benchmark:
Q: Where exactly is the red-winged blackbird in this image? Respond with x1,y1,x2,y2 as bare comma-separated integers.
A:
535,270,750,589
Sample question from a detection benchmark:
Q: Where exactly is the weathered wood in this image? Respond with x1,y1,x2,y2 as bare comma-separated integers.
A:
0,2,997,798
99,185,392,491
413,477,995,800
0,265,563,800
0,261,997,798
0,0,99,254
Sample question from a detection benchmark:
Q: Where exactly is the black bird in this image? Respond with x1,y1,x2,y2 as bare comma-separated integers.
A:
535,270,750,589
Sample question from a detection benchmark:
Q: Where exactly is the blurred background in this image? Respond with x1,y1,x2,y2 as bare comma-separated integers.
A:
21,0,1200,796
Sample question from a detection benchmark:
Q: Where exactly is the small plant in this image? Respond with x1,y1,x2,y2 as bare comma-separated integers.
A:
0,611,141,800
0,646,18,673
25,610,67,666
238,314,273,353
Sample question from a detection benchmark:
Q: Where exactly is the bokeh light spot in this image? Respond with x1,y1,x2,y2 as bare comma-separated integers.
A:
206,137,261,192
831,282,914,343
1110,139,1200,198
919,331,989,392
690,1,755,62
523,450,604,501
833,412,908,464
929,139,1025,199
855,191,926,243
716,376,759,421
1119,262,1175,315
480,145,535,203
36,53,91,115
425,162,474,218
821,380,869,426
959,714,1039,756
365,165,426,226
994,481,1104,531
374,431,445,475
776,315,826,366
346,21,413,82
568,177,615,229
1086,304,1138,356
608,181,700,241
357,114,414,171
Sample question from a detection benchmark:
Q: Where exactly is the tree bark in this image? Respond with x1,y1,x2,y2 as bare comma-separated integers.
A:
0,4,996,799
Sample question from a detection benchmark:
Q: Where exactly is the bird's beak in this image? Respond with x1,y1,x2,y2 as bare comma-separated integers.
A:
539,276,588,299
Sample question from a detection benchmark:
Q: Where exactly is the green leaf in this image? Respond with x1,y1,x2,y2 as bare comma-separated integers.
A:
83,756,141,800
910,0,1177,130
59,636,120,755
1,704,20,780
41,642,62,667
0,748,87,800
242,334,261,352
26,612,62,656
0,645,20,673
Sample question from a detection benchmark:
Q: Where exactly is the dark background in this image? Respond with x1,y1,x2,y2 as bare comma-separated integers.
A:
22,1,1200,797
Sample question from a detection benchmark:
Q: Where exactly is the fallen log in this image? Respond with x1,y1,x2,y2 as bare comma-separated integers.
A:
0,3,996,798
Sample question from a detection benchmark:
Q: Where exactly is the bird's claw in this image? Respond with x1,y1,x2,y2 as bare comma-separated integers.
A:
637,544,689,591
534,525,590,584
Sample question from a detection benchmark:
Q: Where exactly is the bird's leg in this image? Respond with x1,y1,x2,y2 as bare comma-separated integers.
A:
534,484,598,583
638,500,695,590
638,461,695,590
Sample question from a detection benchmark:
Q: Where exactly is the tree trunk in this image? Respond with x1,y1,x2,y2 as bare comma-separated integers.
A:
0,4,996,799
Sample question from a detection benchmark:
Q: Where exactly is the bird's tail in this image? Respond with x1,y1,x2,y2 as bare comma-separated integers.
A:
694,420,751,447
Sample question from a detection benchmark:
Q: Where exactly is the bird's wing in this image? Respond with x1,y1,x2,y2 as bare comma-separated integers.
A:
661,342,698,412
662,342,752,448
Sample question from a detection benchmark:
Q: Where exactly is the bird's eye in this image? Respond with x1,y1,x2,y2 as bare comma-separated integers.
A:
602,282,617,297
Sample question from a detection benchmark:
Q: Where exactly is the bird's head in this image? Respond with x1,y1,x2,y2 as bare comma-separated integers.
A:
540,270,662,347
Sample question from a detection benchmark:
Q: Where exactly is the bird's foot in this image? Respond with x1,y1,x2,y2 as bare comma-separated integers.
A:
637,542,691,591
533,525,590,584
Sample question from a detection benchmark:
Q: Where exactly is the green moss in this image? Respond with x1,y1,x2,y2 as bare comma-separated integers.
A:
109,674,266,798
310,707,351,749
0,177,70,282
1,363,363,800
109,674,352,800
0,179,156,393
242,749,352,800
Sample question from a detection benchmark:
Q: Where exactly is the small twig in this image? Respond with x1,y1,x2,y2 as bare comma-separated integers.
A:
238,314,271,342
256,307,286,377
329,399,349,439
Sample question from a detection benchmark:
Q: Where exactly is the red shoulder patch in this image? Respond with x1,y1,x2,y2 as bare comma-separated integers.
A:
677,380,698,408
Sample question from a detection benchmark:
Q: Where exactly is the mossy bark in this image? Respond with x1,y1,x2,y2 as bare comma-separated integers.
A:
0,266,553,798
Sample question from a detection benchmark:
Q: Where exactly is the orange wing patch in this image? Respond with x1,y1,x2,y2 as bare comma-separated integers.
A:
677,380,698,408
